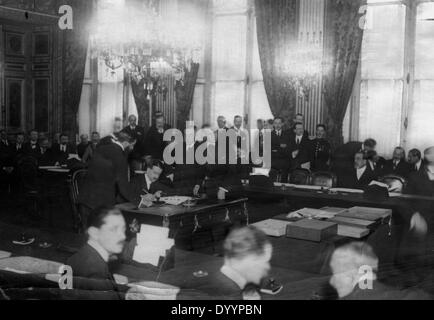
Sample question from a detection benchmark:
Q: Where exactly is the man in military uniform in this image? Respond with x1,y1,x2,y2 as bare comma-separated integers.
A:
310,124,331,172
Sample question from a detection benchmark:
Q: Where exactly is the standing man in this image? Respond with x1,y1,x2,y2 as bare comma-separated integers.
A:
79,132,136,229
289,122,311,170
144,114,170,160
270,118,291,183
292,113,310,137
122,115,146,170
310,124,331,172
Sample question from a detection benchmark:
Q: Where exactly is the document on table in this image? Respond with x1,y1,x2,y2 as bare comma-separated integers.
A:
133,225,174,266
160,196,193,206
287,208,339,220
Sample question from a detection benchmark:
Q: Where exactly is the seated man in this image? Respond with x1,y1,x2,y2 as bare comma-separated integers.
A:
35,138,55,166
67,206,128,295
77,134,90,159
383,147,411,178
130,159,172,205
52,133,77,165
329,242,431,300
408,148,423,173
66,206,163,300
338,151,376,189
199,226,272,300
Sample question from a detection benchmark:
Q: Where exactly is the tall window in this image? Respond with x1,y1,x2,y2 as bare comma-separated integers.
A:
209,0,272,129
358,0,406,156
407,2,434,152
352,0,434,157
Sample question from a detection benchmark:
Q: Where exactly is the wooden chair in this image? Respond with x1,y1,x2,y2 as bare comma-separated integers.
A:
379,174,407,193
69,169,88,233
289,168,311,185
311,171,338,188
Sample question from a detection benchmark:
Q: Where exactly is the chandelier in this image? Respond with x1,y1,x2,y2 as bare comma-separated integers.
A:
91,0,203,99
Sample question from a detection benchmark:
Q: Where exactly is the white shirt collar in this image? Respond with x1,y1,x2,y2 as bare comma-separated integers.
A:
220,263,248,290
113,140,125,151
87,239,109,263
416,160,422,170
356,166,367,180
144,173,152,190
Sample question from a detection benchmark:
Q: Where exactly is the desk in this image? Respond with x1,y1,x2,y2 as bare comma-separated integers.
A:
0,222,330,300
117,198,249,251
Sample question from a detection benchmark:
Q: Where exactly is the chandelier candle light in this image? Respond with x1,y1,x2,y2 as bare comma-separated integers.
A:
90,0,203,100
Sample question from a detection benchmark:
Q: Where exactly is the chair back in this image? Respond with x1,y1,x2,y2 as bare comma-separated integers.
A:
289,169,311,185
69,169,88,232
70,169,88,205
379,174,407,193
311,171,337,188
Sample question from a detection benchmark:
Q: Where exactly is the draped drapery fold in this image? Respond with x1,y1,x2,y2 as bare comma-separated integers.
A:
63,0,93,135
255,0,298,129
175,62,200,131
323,0,367,148
131,78,151,129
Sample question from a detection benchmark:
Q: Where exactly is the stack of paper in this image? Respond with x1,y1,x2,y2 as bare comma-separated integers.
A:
337,225,370,239
160,196,193,206
252,219,293,237
133,225,174,266
287,208,339,220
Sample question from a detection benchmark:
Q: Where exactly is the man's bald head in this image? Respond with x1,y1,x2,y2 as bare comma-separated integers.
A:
424,147,434,164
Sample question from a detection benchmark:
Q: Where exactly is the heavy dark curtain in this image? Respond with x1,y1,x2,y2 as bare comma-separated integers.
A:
62,0,93,135
255,0,298,129
175,62,200,131
323,0,367,148
131,78,151,129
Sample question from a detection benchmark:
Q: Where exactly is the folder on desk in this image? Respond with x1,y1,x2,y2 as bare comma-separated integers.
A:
252,219,293,237
337,207,392,222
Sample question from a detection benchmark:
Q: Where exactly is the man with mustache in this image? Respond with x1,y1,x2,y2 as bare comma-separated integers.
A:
67,206,128,294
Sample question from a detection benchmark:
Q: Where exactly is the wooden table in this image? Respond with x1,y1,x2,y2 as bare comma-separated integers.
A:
117,198,249,251
0,222,330,300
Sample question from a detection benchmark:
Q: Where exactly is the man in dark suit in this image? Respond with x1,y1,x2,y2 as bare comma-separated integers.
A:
408,149,423,174
122,114,147,170
22,129,40,156
309,124,331,172
332,138,377,174
79,132,136,227
76,134,90,159
130,159,172,205
338,152,376,189
288,122,311,170
67,206,128,297
52,133,77,165
291,113,310,137
383,147,411,178
197,226,272,300
11,133,25,159
35,138,55,166
144,114,170,160
0,130,14,194
329,242,431,300
269,118,291,183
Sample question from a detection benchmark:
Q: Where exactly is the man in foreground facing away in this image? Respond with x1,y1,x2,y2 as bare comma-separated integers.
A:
191,226,273,300
329,242,431,300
